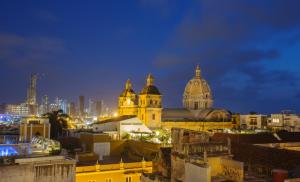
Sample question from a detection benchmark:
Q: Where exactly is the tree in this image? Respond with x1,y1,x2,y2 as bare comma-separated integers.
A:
44,110,71,139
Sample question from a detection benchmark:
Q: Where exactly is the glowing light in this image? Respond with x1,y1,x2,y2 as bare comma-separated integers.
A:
126,98,131,105
113,112,118,117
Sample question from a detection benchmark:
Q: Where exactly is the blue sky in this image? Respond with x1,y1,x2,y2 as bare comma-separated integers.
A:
0,0,300,114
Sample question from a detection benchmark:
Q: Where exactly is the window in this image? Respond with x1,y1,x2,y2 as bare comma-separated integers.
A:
125,176,132,182
105,179,112,182
194,102,198,110
152,114,155,120
150,100,153,105
250,118,257,125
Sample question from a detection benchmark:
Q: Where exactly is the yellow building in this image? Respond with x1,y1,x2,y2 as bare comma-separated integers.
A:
118,79,138,116
77,133,160,182
116,66,233,132
138,74,162,129
19,116,50,142
160,66,232,132
231,114,241,129
76,160,153,182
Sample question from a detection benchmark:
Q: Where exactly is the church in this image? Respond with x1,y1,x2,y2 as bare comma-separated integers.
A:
117,66,232,131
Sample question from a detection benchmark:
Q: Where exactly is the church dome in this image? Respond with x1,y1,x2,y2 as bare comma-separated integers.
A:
183,65,213,110
140,74,161,95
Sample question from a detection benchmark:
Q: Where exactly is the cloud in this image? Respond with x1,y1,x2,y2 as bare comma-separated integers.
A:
0,33,64,66
153,0,300,113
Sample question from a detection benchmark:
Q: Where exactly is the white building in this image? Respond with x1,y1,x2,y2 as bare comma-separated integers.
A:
240,114,268,129
268,113,300,131
5,103,29,116
92,116,152,138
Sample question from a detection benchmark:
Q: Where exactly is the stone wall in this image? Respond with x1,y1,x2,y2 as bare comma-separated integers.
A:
0,158,76,182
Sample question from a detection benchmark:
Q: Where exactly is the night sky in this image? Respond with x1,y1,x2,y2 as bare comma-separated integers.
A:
0,0,300,114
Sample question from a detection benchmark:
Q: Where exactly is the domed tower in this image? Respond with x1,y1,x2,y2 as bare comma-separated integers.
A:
183,65,213,110
138,74,162,128
118,79,138,116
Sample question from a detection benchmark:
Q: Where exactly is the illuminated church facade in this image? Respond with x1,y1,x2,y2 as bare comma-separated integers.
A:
118,66,232,131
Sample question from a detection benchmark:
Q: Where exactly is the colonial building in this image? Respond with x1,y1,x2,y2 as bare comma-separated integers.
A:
239,113,268,130
142,128,244,182
92,116,152,140
137,74,162,129
183,65,213,110
19,116,51,142
117,66,232,131
161,66,232,131
118,79,138,116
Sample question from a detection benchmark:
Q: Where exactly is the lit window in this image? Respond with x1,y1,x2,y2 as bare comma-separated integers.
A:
126,176,132,182
105,178,112,182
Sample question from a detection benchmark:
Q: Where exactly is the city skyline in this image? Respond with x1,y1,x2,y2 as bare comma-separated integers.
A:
0,1,300,114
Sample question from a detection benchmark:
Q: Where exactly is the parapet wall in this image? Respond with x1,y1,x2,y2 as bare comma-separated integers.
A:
0,158,76,182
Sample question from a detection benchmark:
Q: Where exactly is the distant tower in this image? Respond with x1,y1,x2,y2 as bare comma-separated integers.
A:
27,73,38,115
68,102,76,117
79,95,85,117
95,100,103,117
118,79,138,116
138,74,162,129
40,95,49,114
27,73,37,105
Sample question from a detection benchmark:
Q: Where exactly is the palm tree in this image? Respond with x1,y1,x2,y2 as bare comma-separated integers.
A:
44,110,71,139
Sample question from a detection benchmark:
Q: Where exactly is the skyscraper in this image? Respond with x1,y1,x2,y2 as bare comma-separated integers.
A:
68,102,76,117
79,95,85,117
27,73,37,105
95,100,103,117
40,95,49,114
27,73,38,115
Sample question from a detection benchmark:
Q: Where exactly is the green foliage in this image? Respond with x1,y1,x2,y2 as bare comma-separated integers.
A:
156,129,171,144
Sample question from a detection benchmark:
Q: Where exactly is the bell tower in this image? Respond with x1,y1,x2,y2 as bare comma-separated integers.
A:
118,79,138,116
138,74,162,129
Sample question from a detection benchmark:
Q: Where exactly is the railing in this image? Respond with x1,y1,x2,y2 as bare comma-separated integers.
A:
0,135,19,144
76,161,152,173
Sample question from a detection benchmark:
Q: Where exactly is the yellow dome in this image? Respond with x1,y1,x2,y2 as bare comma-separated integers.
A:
183,65,213,110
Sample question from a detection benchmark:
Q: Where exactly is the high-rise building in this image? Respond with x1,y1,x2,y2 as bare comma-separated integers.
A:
95,100,103,117
5,103,29,116
27,73,38,115
39,95,49,115
27,73,37,105
0,103,5,114
68,102,76,117
79,95,85,117
88,99,96,116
